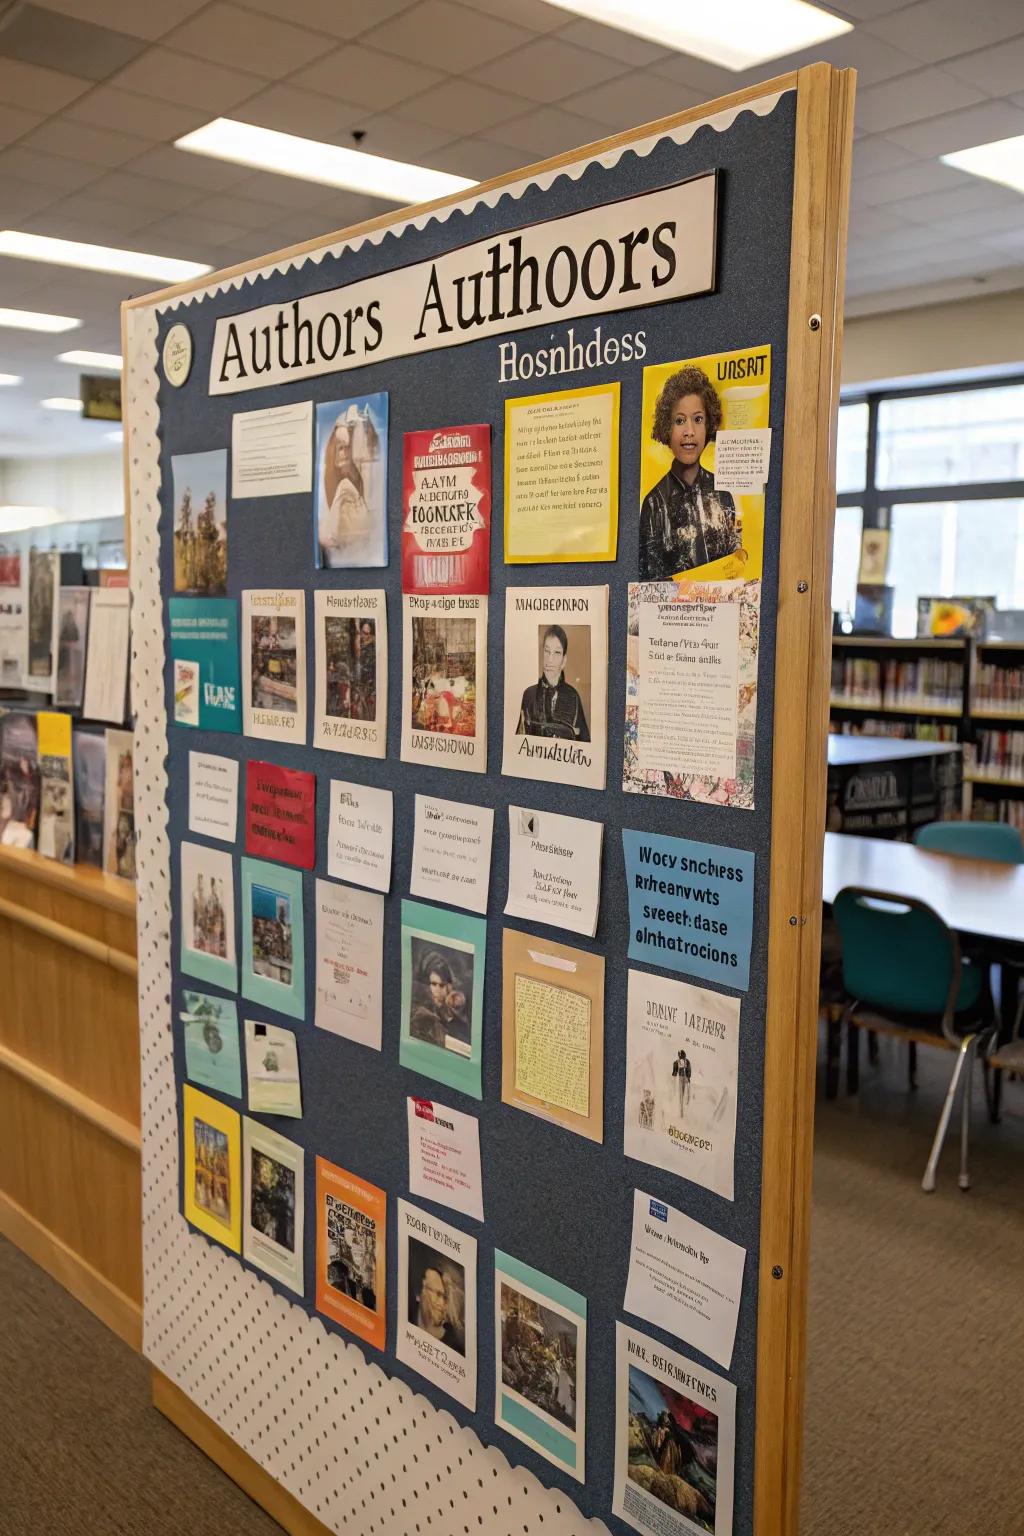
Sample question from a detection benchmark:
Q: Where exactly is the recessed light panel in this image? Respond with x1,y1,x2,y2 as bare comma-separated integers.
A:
57,349,123,371
0,307,80,333
942,135,1024,196
41,397,83,412
0,373,21,384
541,0,851,70
0,231,211,282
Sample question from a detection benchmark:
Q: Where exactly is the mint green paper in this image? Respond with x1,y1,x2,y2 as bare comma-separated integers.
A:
241,858,305,1021
399,898,485,1099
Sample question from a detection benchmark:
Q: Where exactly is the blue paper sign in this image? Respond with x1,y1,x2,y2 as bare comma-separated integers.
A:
170,597,241,732
622,829,754,991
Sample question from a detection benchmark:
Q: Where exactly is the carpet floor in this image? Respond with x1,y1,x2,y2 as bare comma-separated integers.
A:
3,1040,1022,1535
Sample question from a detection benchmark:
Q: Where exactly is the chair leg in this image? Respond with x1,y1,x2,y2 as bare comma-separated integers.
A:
846,1021,860,1095
958,1039,977,1192
908,1041,918,1091
868,1030,879,1066
922,1037,973,1194
825,1009,841,1100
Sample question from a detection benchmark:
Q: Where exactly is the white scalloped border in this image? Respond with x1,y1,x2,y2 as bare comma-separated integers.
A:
130,89,788,1536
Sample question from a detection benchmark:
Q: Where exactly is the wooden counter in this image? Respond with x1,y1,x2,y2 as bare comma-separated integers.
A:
0,844,141,1347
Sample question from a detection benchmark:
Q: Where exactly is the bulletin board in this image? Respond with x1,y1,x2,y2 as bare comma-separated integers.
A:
125,63,853,1536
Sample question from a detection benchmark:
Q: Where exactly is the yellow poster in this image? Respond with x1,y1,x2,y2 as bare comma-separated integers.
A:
504,382,620,563
183,1083,242,1253
639,344,770,583
36,710,71,760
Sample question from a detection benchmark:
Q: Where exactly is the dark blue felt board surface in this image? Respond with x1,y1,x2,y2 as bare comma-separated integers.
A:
159,94,796,1533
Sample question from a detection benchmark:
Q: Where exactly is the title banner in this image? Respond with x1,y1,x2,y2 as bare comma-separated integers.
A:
207,175,717,395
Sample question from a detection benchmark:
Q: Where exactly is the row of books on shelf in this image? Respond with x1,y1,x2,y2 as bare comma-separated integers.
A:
970,798,1024,831
830,656,964,711
0,708,135,879
829,719,959,742
965,731,1024,786
973,663,1024,716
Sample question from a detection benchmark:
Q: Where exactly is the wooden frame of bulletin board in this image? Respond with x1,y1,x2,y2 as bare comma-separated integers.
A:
123,62,854,1536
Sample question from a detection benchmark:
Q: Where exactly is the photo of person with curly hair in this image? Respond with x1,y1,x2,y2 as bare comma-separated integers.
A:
639,365,739,580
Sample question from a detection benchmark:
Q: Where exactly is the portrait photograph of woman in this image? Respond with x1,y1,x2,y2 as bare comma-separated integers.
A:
315,394,388,569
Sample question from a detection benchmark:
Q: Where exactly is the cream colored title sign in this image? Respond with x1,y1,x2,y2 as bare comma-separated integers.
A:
208,176,717,395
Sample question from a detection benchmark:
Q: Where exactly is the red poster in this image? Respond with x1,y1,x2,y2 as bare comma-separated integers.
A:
245,759,315,868
0,554,20,587
401,423,490,595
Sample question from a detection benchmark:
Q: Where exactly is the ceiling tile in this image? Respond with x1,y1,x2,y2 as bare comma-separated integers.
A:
488,105,614,158
400,78,529,134
866,0,1024,65
648,51,743,101
0,4,144,85
21,118,153,169
0,104,45,150
132,211,255,250
361,1,533,74
234,83,365,140
942,33,1024,97
851,136,919,179
63,84,209,141
31,1,210,43
228,167,350,210
231,0,414,39
834,0,922,19
899,178,1020,225
472,37,628,104
0,144,103,190
185,192,284,230
885,99,1024,158
330,111,456,159
0,172,59,221
767,29,923,88
109,47,266,112
453,0,564,30
36,188,158,234
552,18,669,67
290,45,443,112
88,168,206,212
851,159,969,208
854,66,984,135
846,204,909,238
18,206,157,244
562,71,703,133
425,136,528,180
0,56,90,113
164,3,331,81
123,144,250,192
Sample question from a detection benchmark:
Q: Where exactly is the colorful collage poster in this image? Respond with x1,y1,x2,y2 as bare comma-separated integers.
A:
315,1157,386,1350
397,1198,477,1410
180,989,242,1098
0,711,38,848
401,593,487,774
243,1118,304,1295
613,1323,735,1536
36,711,74,864
242,589,307,744
183,1083,241,1253
170,597,242,732
180,839,236,991
241,857,305,1020
624,971,740,1201
312,589,386,758
104,728,136,879
54,587,90,708
494,1250,586,1482
402,424,490,594
172,449,228,596
502,586,608,791
314,394,388,569
400,899,485,1100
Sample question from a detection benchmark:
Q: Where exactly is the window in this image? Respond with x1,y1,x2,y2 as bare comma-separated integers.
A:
877,382,1024,489
831,504,862,619
888,499,1024,637
836,401,868,493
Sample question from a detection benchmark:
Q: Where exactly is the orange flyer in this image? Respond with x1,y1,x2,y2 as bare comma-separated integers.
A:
315,1157,386,1351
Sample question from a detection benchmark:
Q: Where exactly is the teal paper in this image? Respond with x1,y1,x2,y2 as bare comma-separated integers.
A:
181,990,241,1098
241,857,305,1021
399,899,485,1100
169,597,241,732
494,1250,586,1472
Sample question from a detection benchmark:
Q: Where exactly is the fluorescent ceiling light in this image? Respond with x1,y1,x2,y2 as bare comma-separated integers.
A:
0,373,21,385
0,230,211,282
0,306,80,333
106,429,123,442
540,0,851,70
942,135,1024,195
57,349,123,371
41,396,82,412
176,118,475,203
0,505,67,535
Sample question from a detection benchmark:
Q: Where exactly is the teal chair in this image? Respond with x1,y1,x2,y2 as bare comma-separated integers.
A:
915,820,1024,864
831,887,997,1192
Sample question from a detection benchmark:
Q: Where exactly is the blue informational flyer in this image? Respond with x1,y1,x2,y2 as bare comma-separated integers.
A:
622,829,754,992
169,597,242,732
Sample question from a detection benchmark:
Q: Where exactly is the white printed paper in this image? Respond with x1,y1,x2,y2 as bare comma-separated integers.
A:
505,804,603,937
624,1190,745,1369
327,779,393,893
82,586,130,723
188,751,238,843
245,1017,302,1118
243,1117,304,1296
232,400,313,498
614,1323,735,1536
313,588,386,758
624,971,739,1202
314,876,383,1051
712,427,771,494
242,588,307,744
637,598,739,783
411,795,493,914
407,1096,483,1222
397,1199,477,1410
401,593,487,774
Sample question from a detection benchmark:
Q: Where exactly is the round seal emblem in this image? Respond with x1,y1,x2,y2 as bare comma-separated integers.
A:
162,323,193,388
